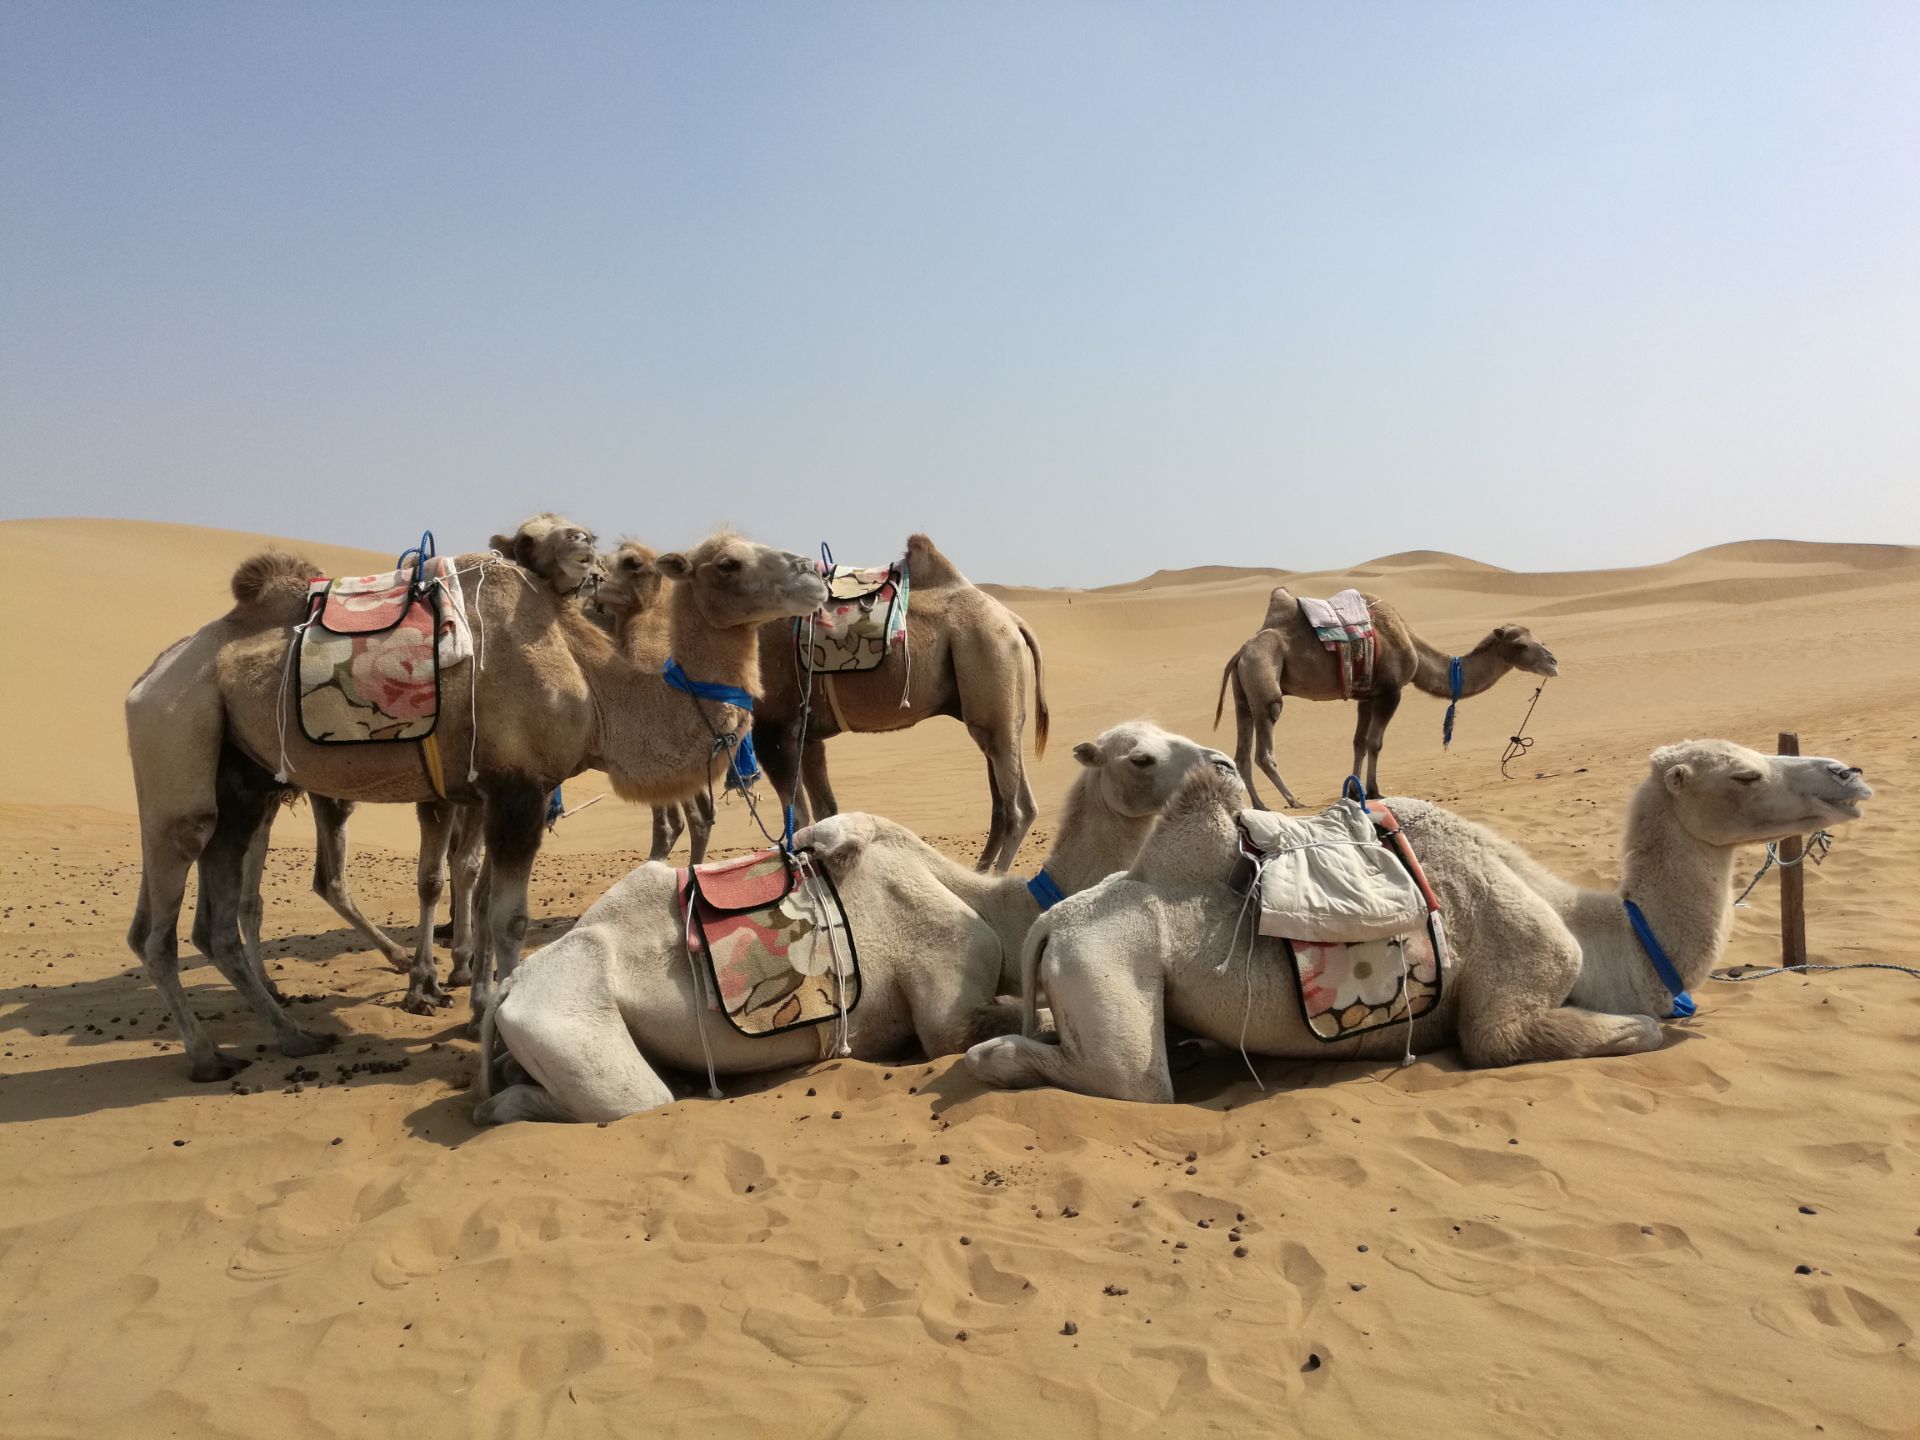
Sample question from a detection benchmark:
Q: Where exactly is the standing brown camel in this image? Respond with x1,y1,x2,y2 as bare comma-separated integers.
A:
126,533,825,1080
749,534,1050,873
1214,587,1559,807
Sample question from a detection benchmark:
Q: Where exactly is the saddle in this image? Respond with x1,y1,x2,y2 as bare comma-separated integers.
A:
796,559,910,674
1297,588,1376,698
297,544,472,747
1235,795,1447,1043
676,847,861,1038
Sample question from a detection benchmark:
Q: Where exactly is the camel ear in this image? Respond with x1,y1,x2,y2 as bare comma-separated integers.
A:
1662,763,1692,793
1072,741,1101,766
656,552,694,581
488,533,515,557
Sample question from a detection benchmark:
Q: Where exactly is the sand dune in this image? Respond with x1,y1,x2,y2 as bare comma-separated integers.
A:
3,519,1918,1437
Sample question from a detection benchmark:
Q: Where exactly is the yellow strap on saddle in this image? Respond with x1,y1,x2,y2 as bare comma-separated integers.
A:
420,733,447,799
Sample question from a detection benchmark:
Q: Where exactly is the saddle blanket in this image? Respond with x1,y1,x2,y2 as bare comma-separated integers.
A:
1237,798,1446,1043
798,560,909,674
1297,588,1375,698
298,556,472,744
677,848,861,1037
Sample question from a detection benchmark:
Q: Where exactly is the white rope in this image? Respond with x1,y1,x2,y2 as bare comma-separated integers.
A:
681,886,723,1098
1216,854,1269,1090
465,563,487,782
798,855,853,1056
1733,831,1834,908
1708,961,1920,983
273,615,312,783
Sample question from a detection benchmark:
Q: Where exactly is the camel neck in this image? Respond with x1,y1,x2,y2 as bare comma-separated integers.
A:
1036,777,1150,895
1411,633,1507,700
1614,780,1737,993
666,587,762,698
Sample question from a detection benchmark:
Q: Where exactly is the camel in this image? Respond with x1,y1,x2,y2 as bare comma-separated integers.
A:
126,532,826,1080
750,534,1049,874
198,514,606,1017
471,721,1238,1125
965,739,1872,1102
1215,588,1559,807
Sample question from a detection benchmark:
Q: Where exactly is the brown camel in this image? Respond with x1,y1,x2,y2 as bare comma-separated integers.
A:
1214,587,1559,807
126,533,825,1080
751,533,1050,872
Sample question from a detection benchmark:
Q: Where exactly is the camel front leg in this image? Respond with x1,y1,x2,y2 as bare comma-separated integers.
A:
685,791,715,865
1453,860,1663,1067
310,796,409,970
647,805,683,862
1362,685,1401,799
800,738,838,821
966,929,1173,1103
470,777,546,1030
400,801,456,1013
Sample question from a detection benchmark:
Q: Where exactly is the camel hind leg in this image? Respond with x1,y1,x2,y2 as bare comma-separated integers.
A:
445,804,484,988
310,797,409,970
966,922,1173,1103
131,808,243,1082
400,801,456,1014
1252,702,1302,809
1361,685,1401,800
684,790,715,864
969,724,1037,873
1229,668,1266,810
1453,858,1663,1068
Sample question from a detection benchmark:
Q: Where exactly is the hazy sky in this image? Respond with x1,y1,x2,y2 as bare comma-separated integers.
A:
3,2,1915,586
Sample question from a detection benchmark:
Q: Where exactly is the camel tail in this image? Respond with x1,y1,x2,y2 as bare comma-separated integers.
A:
229,551,322,614
1015,617,1050,758
1213,653,1238,731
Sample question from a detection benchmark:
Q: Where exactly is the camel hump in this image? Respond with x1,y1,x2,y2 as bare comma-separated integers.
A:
1259,585,1297,629
904,533,969,587
229,551,321,612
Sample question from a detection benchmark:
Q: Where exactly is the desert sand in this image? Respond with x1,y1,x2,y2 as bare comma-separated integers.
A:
2,518,1916,1438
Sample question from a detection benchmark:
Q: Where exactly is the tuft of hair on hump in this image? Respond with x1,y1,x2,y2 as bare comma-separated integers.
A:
904,533,967,586
229,551,322,611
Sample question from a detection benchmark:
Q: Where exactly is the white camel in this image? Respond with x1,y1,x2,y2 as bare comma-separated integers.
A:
472,721,1238,1125
966,739,1872,1101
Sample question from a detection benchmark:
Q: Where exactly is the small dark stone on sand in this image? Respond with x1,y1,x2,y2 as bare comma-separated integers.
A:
1061,1205,1079,1218
1184,1165,1197,1175
1508,1138,1518,1145
1349,1283,1366,1292
1103,1284,1129,1296
959,1236,971,1246
1197,1219,1210,1229
1174,1241,1188,1250
1794,1264,1814,1275
1060,1321,1078,1336
937,1154,950,1165
831,1110,843,1120
1798,1205,1816,1215
1302,1353,1322,1373
806,1087,816,1096
956,1330,968,1341
330,1137,342,1146
172,1139,187,1147
1357,1244,1369,1253
1233,1246,1248,1258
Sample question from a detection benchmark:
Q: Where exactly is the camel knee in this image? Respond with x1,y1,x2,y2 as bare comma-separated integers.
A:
1463,1007,1661,1068
473,1083,578,1126
965,1034,1056,1089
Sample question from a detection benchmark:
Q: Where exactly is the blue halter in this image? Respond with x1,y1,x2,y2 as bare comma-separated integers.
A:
662,658,760,787
1026,869,1066,911
1442,656,1463,748
1623,898,1696,1019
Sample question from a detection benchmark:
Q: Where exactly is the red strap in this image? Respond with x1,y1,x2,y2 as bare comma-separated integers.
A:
1371,803,1442,914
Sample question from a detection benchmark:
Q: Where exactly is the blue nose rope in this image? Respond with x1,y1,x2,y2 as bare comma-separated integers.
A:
1442,656,1463,747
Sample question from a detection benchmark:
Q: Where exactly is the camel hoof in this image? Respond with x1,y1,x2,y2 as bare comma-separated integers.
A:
384,953,412,975
189,1050,252,1083
446,962,473,988
278,1029,336,1059
964,1035,1041,1089
400,985,453,1016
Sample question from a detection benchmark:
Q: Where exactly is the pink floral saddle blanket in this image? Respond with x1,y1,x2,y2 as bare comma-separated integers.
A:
1297,588,1376,698
797,558,910,674
677,848,861,1038
1236,800,1448,1043
297,555,472,744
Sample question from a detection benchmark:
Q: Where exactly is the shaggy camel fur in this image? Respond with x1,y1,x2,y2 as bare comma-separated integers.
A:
967,740,1871,1102
1215,588,1558,806
751,534,1049,874
593,541,715,864
126,533,825,1079
471,722,1235,1125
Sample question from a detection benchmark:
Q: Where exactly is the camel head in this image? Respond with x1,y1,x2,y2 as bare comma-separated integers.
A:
1651,739,1872,847
594,541,665,619
1069,720,1243,819
1489,624,1559,679
491,512,599,596
656,533,827,629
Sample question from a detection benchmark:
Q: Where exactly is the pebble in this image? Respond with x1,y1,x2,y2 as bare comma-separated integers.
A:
172,1139,187,1147
1301,1353,1322,1373
1103,1284,1129,1297
937,1155,950,1165
1798,1205,1817,1216
959,1236,971,1246
1233,1246,1249,1258
1794,1264,1814,1275
1060,1321,1078,1337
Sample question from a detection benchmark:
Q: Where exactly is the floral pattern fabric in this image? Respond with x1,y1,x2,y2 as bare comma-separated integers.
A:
297,557,470,744
797,562,909,674
1288,923,1441,1042
679,849,861,1037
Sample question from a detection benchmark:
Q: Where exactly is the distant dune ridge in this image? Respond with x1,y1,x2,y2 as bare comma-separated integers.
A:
2,516,1918,1437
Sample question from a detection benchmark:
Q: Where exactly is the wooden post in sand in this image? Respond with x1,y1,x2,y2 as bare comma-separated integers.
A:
1778,732,1808,970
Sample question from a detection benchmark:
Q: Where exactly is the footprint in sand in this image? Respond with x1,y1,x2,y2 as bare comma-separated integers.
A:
1793,1140,1892,1175
1753,1282,1913,1355
1400,1136,1567,1201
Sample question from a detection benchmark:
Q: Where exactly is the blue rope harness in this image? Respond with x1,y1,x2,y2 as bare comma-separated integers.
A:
662,658,760,787
1442,656,1463,748
1623,898,1696,1019
1026,869,1066,911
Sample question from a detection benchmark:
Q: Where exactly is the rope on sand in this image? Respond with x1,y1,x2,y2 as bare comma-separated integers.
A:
1708,961,1920,983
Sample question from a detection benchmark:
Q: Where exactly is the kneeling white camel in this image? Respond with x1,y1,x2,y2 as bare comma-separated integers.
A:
967,739,1872,1102
473,721,1237,1125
